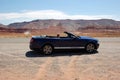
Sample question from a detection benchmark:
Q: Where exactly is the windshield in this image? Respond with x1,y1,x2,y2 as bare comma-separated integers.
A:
64,31,79,38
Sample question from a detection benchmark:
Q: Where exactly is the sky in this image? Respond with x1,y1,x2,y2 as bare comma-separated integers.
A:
0,0,120,25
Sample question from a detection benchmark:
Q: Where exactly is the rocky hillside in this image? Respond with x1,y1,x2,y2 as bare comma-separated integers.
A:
0,24,7,28
0,24,8,31
0,23,27,33
7,19,120,32
0,19,120,33
0,19,120,37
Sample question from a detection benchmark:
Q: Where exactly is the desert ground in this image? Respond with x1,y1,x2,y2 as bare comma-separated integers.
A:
0,37,120,80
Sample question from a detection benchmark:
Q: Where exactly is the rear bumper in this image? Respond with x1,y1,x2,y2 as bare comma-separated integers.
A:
30,43,41,50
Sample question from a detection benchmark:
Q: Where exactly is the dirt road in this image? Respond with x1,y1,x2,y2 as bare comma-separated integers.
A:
0,37,120,80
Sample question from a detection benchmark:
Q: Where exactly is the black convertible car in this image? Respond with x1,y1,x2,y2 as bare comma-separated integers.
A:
30,32,99,54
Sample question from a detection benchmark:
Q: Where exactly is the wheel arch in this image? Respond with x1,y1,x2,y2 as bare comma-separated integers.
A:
85,42,97,49
41,43,54,49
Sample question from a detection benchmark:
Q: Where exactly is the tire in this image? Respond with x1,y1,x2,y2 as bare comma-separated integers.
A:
42,44,53,54
85,43,95,53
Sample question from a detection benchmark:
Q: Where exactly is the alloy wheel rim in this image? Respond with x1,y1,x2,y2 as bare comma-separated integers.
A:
43,45,52,54
87,43,95,52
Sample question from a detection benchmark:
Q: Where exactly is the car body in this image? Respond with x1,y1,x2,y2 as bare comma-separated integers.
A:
30,32,99,54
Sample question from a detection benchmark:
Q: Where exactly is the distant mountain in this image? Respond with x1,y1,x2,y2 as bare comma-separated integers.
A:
0,24,8,30
0,24,7,28
7,19,120,32
8,22,29,29
0,23,27,33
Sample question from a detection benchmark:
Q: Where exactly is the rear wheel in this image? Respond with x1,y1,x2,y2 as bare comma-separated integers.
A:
42,45,53,54
85,43,95,53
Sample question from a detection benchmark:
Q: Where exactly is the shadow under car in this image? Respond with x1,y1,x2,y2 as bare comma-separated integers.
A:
25,49,98,57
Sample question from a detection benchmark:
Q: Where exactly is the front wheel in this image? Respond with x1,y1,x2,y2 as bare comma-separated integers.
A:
42,45,53,54
85,43,95,53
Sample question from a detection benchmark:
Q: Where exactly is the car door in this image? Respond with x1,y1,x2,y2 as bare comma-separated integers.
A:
58,37,85,47
65,37,85,47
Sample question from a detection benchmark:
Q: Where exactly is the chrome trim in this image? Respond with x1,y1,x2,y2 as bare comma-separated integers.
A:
54,47,85,49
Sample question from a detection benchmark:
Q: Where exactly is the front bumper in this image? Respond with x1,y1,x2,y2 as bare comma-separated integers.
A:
96,43,99,49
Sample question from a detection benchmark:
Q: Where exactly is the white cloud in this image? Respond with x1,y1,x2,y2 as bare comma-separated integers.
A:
0,10,118,25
